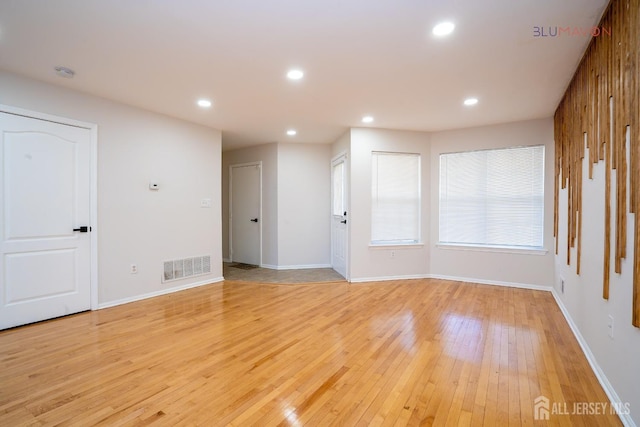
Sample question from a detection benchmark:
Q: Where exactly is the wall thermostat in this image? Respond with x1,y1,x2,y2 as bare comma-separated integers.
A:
149,182,159,190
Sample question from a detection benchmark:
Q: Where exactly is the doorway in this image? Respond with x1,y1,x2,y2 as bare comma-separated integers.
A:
230,162,261,266
331,154,348,279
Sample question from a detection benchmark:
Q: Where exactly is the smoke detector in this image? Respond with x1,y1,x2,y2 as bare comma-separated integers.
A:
54,66,75,79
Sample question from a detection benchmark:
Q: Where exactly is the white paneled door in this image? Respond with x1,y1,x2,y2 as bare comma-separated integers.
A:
0,112,92,330
230,163,261,266
331,155,347,278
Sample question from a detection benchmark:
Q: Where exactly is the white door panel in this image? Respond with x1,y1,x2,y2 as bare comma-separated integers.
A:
5,249,77,303
0,112,91,329
231,164,261,266
5,132,77,239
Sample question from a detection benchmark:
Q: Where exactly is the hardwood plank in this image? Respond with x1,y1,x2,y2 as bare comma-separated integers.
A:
0,279,622,426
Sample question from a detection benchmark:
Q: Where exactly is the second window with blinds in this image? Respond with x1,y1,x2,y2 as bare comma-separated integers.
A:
439,145,545,250
371,152,421,245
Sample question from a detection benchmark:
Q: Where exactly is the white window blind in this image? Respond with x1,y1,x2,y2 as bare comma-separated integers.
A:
439,145,544,248
371,152,420,244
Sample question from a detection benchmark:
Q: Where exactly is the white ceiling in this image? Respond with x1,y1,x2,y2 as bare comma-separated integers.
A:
0,0,607,151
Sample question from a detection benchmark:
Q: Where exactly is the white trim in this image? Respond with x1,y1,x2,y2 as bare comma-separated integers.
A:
428,274,553,292
331,150,348,163
261,263,332,270
97,277,224,310
369,243,424,250
551,290,635,427
0,104,100,311
436,243,548,256
349,274,430,283
89,124,98,310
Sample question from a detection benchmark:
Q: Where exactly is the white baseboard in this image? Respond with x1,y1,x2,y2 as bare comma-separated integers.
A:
261,263,332,270
97,276,224,310
348,273,552,290
551,290,635,427
428,274,553,292
349,274,430,283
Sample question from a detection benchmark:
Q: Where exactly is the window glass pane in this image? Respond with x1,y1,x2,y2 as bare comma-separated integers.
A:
439,145,544,248
332,162,344,216
371,152,420,244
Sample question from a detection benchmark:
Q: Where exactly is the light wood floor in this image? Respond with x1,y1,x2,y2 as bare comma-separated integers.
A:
0,279,622,426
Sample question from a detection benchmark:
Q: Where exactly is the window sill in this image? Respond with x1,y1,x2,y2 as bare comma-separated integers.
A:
436,243,548,256
369,243,425,250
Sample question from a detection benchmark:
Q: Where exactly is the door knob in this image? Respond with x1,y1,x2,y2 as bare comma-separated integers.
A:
250,218,259,223
73,226,90,232
340,219,347,224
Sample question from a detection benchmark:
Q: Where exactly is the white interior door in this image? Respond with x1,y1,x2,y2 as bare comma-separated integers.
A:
231,163,261,266
331,155,348,278
0,112,92,330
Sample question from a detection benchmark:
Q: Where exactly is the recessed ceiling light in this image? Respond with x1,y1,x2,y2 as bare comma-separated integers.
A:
463,97,479,106
54,66,75,79
287,69,304,80
432,22,455,37
362,116,374,123
286,129,297,136
197,99,212,108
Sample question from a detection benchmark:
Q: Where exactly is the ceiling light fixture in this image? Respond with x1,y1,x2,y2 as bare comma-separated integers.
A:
197,99,212,108
54,66,75,79
432,22,455,37
362,116,374,123
287,69,304,80
286,129,297,136
463,97,479,106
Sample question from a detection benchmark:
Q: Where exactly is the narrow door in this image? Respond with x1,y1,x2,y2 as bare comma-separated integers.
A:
331,155,348,278
230,163,261,266
0,112,91,330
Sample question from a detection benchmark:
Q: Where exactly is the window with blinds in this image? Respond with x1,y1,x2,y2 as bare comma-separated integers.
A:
332,161,345,216
371,152,420,244
439,145,544,249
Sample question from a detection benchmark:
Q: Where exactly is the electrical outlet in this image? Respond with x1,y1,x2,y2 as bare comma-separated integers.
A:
607,315,614,338
390,251,395,259
130,264,138,274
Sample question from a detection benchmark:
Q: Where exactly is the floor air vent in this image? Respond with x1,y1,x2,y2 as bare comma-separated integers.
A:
163,255,211,283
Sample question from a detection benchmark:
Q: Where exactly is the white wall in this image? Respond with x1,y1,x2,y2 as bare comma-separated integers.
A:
429,119,555,288
555,131,640,425
277,143,331,268
222,143,278,266
349,128,431,281
332,131,350,158
0,71,223,305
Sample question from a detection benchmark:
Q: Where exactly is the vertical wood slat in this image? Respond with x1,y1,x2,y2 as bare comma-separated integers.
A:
554,0,639,326
632,0,640,327
604,140,611,300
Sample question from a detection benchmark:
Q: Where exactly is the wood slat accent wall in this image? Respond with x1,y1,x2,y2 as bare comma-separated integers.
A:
554,0,640,327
